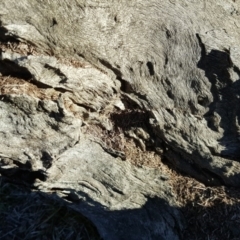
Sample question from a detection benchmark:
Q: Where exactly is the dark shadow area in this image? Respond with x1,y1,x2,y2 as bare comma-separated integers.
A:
41,151,53,169
181,196,240,240
0,26,20,43
196,36,240,161
1,166,240,240
119,78,135,93
0,26,32,80
110,109,160,151
0,160,47,185
0,171,183,240
0,176,101,240
0,59,32,80
110,109,151,131
146,61,155,76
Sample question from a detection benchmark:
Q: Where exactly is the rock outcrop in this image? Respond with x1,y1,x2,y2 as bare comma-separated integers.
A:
0,0,240,239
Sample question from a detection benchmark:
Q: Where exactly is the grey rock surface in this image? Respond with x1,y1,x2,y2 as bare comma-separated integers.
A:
0,50,182,239
36,138,183,240
0,0,240,239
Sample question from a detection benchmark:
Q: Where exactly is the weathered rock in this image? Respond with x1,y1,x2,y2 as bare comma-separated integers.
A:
1,0,240,183
36,138,183,240
0,51,182,239
1,0,240,239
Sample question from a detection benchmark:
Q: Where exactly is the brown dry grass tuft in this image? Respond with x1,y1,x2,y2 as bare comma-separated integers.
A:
0,41,38,56
0,76,60,100
169,171,240,240
0,41,93,70
83,120,163,168
58,57,91,69
124,138,162,167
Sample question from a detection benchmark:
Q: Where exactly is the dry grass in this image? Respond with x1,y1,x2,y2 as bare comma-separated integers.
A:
0,41,92,71
82,110,163,168
0,179,101,240
124,138,162,167
85,124,163,168
0,42,37,56
169,171,240,240
58,58,91,69
0,76,59,100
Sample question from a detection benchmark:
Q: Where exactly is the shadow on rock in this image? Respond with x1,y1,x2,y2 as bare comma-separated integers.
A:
0,169,185,240
1,171,240,240
197,46,240,161
181,199,240,240
0,175,102,240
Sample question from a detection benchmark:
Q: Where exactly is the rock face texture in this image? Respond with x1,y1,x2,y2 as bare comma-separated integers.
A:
0,0,240,239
